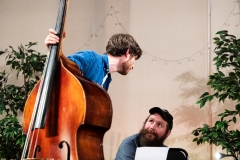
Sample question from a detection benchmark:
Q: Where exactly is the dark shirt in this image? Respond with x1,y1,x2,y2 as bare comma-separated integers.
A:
67,50,112,91
115,134,140,160
115,134,167,160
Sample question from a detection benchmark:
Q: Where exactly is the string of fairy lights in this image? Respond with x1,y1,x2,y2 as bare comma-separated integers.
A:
221,0,240,28
76,6,128,50
75,1,240,65
0,1,239,65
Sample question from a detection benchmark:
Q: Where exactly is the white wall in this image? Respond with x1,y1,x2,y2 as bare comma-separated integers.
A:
0,0,239,159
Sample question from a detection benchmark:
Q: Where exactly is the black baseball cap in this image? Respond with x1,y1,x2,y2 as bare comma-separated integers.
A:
149,107,173,130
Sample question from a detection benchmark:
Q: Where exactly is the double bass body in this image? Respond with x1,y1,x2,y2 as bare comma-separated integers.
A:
22,59,112,159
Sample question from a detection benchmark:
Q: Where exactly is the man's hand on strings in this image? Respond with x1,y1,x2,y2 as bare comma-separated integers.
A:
44,28,66,49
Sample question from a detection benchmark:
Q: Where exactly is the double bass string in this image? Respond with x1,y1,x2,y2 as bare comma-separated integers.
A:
21,0,68,158
21,48,51,159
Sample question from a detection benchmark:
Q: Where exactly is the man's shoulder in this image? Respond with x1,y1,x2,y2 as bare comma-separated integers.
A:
75,50,97,55
67,50,103,60
115,134,139,160
75,50,107,58
122,134,139,145
125,134,139,140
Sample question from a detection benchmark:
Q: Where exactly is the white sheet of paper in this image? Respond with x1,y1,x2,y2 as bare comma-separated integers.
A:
134,147,169,160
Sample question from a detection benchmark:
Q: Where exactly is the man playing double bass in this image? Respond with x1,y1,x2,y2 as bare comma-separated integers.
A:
44,29,143,90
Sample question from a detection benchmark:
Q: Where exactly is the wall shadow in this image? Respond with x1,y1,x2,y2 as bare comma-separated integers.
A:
166,70,240,159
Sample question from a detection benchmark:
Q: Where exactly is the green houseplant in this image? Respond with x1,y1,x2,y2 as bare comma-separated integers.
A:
192,30,240,158
0,42,46,160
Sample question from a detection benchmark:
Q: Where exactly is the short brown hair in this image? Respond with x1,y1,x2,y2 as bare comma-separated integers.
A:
106,33,142,60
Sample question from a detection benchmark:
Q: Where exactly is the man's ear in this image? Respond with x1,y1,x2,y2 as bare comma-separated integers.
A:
125,49,130,58
165,130,171,138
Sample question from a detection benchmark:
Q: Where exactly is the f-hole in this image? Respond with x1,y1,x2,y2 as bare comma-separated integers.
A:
33,145,41,158
59,141,70,160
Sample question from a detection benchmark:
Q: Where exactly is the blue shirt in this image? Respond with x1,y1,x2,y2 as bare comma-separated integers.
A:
67,50,112,91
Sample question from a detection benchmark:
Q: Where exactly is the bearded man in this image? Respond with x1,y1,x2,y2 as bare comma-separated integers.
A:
115,107,173,160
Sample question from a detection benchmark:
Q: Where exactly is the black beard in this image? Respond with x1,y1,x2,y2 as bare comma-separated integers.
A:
138,128,168,147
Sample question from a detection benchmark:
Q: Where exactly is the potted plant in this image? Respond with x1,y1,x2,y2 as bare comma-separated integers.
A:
0,42,46,160
192,30,240,158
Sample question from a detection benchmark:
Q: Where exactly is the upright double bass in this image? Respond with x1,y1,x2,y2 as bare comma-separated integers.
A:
21,0,112,159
